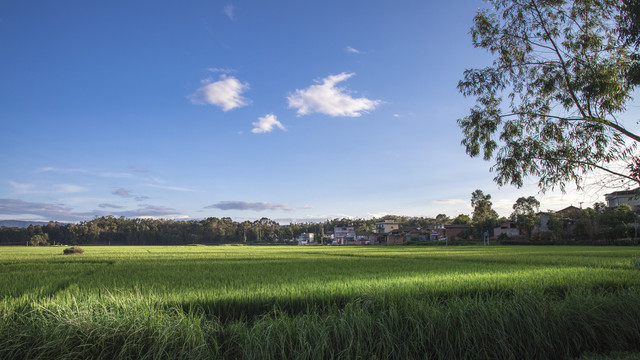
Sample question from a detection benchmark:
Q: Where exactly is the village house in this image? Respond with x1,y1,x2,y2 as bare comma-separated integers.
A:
386,227,430,245
355,232,385,245
375,220,400,234
605,188,640,211
428,224,471,241
296,232,315,245
535,205,582,233
493,222,519,238
334,225,355,245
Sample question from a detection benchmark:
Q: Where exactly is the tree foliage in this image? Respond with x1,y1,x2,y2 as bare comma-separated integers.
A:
471,190,499,238
511,196,541,237
471,190,499,224
458,0,640,191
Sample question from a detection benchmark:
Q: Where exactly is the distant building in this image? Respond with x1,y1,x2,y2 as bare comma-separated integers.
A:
375,220,400,234
356,233,384,245
428,224,470,241
296,233,315,245
605,188,640,210
535,206,582,233
493,222,519,238
334,226,355,245
443,224,470,240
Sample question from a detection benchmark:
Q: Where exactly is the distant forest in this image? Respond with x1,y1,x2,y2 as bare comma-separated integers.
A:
0,215,449,246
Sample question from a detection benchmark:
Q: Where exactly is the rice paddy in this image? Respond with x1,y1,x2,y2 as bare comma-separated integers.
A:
2,245,640,359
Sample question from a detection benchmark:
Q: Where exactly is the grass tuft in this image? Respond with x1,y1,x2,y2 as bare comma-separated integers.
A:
63,246,84,255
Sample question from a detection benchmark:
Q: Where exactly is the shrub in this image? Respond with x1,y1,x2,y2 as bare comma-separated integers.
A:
63,246,84,255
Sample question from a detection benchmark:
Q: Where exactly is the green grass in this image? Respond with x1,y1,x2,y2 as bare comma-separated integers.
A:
1,245,640,359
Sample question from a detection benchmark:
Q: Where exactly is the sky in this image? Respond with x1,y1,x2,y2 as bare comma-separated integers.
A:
0,0,625,224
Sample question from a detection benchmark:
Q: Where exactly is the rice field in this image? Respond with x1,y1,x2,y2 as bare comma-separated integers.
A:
2,245,640,359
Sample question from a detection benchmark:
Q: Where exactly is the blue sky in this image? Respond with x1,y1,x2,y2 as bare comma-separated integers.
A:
0,0,611,223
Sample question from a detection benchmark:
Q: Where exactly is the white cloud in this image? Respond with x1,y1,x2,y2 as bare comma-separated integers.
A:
223,4,234,20
52,184,86,193
208,67,235,74
9,181,86,194
40,167,132,178
252,114,286,133
205,201,292,212
345,46,360,54
189,75,249,111
287,73,381,117
144,184,196,192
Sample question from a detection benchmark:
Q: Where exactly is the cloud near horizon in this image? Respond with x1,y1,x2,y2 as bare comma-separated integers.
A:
205,201,292,212
0,198,183,222
252,114,286,133
287,72,380,117
98,203,124,209
9,181,86,194
189,75,249,111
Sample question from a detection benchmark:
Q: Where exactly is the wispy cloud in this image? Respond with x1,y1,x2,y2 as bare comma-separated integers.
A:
145,184,196,192
111,188,150,201
222,4,234,20
208,67,235,74
345,45,360,54
130,167,149,173
205,201,292,212
189,75,250,111
0,198,86,221
40,167,132,178
98,203,124,209
10,181,86,194
53,184,86,193
113,205,180,218
252,114,286,133
0,198,184,221
113,188,133,198
287,73,381,117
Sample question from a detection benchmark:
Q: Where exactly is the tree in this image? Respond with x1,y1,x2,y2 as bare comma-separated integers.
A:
435,214,451,225
471,190,499,237
620,0,640,85
547,211,567,241
30,233,49,246
458,0,640,192
511,196,540,238
452,214,472,225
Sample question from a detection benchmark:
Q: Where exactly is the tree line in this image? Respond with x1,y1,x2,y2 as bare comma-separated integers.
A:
0,215,460,246
2,187,637,246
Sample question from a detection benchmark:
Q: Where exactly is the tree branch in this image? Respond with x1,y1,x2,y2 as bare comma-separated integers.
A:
531,1,590,119
499,112,640,143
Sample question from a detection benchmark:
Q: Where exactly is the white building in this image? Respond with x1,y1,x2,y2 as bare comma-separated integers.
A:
334,226,355,245
296,233,315,245
605,188,640,210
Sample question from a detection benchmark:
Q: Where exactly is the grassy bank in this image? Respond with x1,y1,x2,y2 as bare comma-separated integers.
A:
1,246,639,358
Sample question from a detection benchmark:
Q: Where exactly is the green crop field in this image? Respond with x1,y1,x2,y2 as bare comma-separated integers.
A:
2,245,640,359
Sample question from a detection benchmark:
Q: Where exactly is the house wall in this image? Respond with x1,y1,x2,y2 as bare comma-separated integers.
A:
606,194,640,210
334,226,355,245
443,225,470,240
375,221,400,234
296,233,314,244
